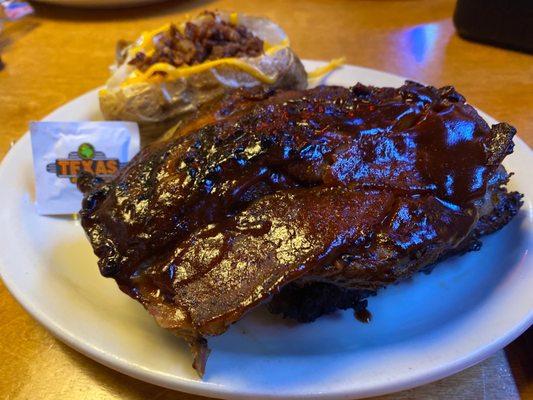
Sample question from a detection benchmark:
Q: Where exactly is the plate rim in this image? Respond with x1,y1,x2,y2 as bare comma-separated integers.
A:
0,60,532,399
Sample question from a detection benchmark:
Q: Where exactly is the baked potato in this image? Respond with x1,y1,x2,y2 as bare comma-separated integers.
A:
99,11,308,144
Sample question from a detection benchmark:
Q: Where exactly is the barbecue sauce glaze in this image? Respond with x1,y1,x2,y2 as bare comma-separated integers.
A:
79,81,514,334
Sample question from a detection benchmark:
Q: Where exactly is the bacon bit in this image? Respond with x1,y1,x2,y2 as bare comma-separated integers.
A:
128,11,264,72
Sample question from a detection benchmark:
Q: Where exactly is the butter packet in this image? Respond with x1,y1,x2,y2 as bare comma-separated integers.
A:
30,121,140,215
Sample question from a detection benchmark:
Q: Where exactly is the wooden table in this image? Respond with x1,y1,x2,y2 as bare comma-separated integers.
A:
0,0,531,398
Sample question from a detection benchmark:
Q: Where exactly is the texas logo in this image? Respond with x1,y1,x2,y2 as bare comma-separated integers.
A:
46,143,124,184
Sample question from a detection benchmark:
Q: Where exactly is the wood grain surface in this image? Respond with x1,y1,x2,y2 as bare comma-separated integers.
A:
0,0,531,399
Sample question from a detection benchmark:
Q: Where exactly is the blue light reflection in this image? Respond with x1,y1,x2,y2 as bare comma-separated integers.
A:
404,23,440,64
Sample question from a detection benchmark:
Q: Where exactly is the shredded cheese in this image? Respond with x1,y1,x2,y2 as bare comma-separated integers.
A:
265,38,290,55
128,23,171,58
121,15,292,86
307,57,346,80
122,58,278,86
230,12,239,25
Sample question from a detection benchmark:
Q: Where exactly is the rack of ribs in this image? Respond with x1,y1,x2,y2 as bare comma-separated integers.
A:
78,81,522,376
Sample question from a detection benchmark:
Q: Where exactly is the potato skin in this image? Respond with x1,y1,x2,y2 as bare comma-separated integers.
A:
99,14,308,145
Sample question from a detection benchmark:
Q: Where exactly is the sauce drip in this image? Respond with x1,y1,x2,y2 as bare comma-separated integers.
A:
355,308,372,323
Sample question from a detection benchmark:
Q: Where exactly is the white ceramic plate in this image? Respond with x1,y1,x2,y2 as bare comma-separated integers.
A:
0,61,532,399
